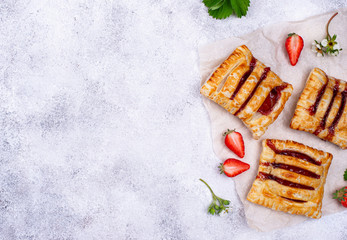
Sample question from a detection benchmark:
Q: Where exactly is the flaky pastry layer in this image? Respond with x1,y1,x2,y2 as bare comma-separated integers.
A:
290,68,347,149
247,139,333,219
201,45,292,139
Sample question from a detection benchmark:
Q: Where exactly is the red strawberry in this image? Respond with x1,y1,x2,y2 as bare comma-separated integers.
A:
223,129,245,158
219,158,250,177
285,33,304,66
333,187,347,208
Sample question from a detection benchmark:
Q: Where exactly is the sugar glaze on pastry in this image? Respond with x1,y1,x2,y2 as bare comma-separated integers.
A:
200,45,293,139
290,68,347,149
247,139,333,219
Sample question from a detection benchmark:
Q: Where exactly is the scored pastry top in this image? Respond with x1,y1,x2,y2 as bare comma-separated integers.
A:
247,139,333,219
201,45,293,139
290,68,347,149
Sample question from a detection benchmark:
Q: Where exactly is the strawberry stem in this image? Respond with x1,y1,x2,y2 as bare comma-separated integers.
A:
223,129,235,136
326,12,338,40
333,187,346,202
218,163,224,175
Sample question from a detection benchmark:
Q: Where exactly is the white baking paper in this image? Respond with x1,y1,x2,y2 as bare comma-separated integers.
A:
199,8,347,232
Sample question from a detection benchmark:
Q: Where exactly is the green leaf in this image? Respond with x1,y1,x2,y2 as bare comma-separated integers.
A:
200,179,232,216
333,187,347,202
204,0,250,19
209,207,216,215
344,169,347,181
332,34,337,41
210,0,225,10
203,0,222,8
223,200,230,205
208,0,234,19
230,0,250,18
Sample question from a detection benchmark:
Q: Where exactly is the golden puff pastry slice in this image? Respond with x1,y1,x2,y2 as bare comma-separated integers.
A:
200,45,293,139
290,68,347,149
247,139,333,219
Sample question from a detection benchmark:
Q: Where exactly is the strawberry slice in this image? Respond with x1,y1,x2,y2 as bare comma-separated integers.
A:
285,33,304,66
342,198,347,208
223,129,245,158
219,158,250,177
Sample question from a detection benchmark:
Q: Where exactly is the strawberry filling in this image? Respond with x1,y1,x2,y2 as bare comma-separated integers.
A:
235,67,270,115
266,140,321,166
262,162,320,179
230,57,256,100
258,172,314,190
314,81,339,135
327,87,347,139
257,84,287,116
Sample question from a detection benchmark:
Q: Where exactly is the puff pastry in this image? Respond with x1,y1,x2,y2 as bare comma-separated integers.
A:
247,139,332,219
200,45,293,139
290,68,347,149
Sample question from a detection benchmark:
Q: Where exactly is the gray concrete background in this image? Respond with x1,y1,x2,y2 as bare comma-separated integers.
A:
0,0,346,239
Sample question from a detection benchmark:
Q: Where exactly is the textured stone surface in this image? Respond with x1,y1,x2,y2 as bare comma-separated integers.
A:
0,0,346,239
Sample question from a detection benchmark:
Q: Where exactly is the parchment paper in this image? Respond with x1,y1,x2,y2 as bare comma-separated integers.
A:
199,8,347,232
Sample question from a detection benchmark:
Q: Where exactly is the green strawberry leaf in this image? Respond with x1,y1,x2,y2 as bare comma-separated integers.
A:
208,0,234,19
344,169,347,181
203,0,250,19
230,0,250,18
210,0,225,10
203,0,223,8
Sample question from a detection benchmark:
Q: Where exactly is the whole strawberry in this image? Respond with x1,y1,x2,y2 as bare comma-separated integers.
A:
223,129,245,158
333,187,347,208
219,158,250,178
285,33,304,66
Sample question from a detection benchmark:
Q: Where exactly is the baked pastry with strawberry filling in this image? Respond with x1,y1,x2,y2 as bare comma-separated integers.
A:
247,139,332,219
290,68,347,149
200,45,293,139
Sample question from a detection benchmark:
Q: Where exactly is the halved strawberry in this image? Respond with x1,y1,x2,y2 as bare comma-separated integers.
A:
333,187,347,208
219,158,250,177
223,129,245,158
285,33,304,66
